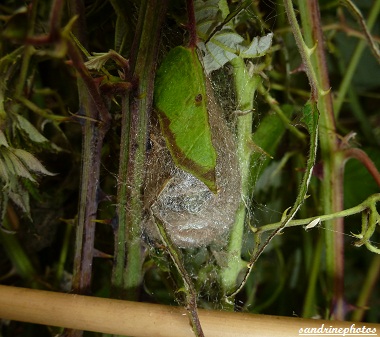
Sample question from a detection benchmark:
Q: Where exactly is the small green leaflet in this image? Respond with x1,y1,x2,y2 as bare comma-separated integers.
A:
154,46,217,192
195,0,273,73
276,101,319,231
16,115,50,144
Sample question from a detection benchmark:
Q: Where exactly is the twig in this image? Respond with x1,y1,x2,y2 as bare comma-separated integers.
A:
154,216,205,337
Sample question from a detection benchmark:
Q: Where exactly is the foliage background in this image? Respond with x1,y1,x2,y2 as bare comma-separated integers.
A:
0,0,379,336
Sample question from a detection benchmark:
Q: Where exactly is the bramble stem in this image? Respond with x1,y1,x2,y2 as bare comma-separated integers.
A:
112,0,167,300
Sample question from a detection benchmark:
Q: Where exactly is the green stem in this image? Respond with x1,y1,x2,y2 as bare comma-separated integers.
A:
112,94,130,297
16,96,67,122
112,0,167,300
14,0,39,97
302,233,323,318
220,57,260,298
256,193,380,233
0,214,38,288
283,0,319,100
56,221,73,288
295,0,343,319
258,84,306,140
351,254,380,322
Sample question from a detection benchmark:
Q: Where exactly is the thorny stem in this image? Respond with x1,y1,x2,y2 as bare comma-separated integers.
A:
67,32,110,293
298,0,344,319
67,0,87,47
48,0,64,36
112,0,167,300
284,0,345,319
65,1,110,336
228,101,319,298
16,95,68,122
323,21,380,44
67,33,111,297
283,0,320,101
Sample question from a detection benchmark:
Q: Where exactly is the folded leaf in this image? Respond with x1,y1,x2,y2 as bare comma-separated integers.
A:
154,46,217,192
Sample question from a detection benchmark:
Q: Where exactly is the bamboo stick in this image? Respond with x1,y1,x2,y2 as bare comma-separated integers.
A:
0,285,378,337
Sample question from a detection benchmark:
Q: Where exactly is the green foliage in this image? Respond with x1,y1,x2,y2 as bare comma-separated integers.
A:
195,0,273,73
154,46,218,192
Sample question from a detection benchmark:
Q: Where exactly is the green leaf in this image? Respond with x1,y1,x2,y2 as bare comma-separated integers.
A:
285,101,319,217
1,7,29,41
0,130,9,147
154,46,217,192
251,104,294,178
12,148,56,176
1,148,35,182
16,115,49,144
0,156,9,182
198,31,273,74
8,187,30,216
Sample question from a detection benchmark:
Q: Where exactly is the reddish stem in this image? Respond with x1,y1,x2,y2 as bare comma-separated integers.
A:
186,0,198,48
344,148,380,188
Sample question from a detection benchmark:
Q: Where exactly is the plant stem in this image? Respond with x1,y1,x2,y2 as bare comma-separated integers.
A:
70,76,110,296
112,0,167,300
14,0,38,98
283,0,319,100
154,216,204,337
186,0,198,48
257,84,306,140
255,193,380,233
302,234,323,318
0,209,38,288
67,0,111,298
220,57,260,298
290,0,343,319
351,255,380,322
